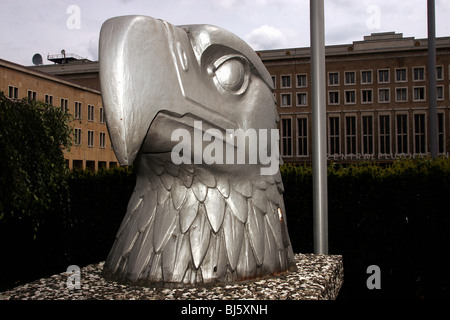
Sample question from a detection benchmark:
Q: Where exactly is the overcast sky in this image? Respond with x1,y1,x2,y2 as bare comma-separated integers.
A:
1,0,450,66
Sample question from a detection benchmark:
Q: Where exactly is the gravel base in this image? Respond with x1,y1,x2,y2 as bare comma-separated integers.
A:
0,254,343,300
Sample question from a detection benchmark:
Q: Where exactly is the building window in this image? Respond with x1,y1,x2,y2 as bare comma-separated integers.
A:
281,75,291,88
379,115,391,155
281,118,292,156
361,70,372,84
8,86,18,99
396,68,407,82
271,75,276,88
73,160,83,170
329,91,339,105
100,132,106,148
437,86,444,100
329,116,340,155
297,117,308,156
438,113,445,154
86,161,95,172
362,115,374,155
88,104,95,121
99,107,105,123
27,90,36,101
75,102,82,119
396,88,408,102
345,71,355,85
296,92,307,106
378,69,389,83
413,67,425,81
413,87,426,101
414,113,426,154
437,66,443,80
396,114,408,155
281,93,291,107
345,116,357,155
60,98,68,113
328,72,339,86
344,90,356,104
378,89,390,103
45,94,53,105
297,74,307,87
88,130,94,147
361,89,373,103
74,128,82,145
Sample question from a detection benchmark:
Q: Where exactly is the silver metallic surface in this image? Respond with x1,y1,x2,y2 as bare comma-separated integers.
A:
99,15,296,286
310,0,329,255
428,0,438,159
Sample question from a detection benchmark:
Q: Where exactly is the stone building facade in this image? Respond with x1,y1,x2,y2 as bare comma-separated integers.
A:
259,32,450,163
1,58,118,170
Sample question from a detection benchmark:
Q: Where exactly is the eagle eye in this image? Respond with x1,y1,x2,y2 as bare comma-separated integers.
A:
210,55,250,94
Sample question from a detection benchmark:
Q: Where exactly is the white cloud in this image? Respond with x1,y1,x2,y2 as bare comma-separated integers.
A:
1,0,450,66
215,0,239,9
87,36,99,61
245,25,297,50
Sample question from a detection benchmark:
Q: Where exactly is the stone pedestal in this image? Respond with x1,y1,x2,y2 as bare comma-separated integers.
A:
1,254,343,300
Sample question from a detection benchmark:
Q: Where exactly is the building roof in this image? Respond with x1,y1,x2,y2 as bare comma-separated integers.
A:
0,58,101,94
30,60,100,78
257,32,450,61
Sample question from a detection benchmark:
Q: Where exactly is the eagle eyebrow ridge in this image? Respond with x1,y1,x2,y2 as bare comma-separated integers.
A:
179,24,274,91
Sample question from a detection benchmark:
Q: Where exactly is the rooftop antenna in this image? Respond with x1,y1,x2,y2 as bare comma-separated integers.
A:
32,53,43,66
61,49,66,64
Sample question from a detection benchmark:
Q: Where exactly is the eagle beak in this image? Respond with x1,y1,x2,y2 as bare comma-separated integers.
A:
99,16,180,166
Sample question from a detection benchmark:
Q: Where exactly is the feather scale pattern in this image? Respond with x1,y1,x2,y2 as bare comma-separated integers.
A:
104,154,296,285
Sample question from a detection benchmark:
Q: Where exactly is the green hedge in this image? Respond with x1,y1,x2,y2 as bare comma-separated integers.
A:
281,159,450,299
0,166,135,291
1,159,449,299
65,167,135,265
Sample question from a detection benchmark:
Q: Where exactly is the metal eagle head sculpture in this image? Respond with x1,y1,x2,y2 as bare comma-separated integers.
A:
99,15,296,286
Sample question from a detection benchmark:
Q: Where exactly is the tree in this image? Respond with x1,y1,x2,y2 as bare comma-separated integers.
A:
0,92,73,236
